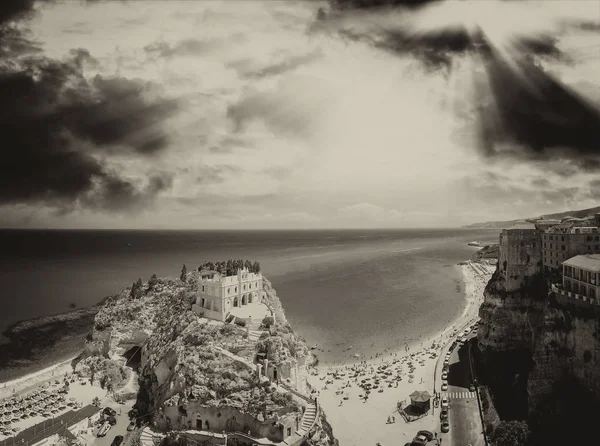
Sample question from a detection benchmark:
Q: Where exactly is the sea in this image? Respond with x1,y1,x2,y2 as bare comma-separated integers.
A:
0,228,499,380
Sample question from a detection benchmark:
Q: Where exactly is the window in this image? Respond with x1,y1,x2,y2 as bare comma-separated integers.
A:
228,288,230,293
544,243,546,248
202,285,204,292
562,245,565,251
596,236,599,241
235,287,237,292
562,236,565,241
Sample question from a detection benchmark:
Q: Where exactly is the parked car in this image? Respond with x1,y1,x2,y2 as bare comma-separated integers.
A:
441,396,449,409
107,416,117,426
127,421,136,431
411,434,428,445
441,421,450,433
110,435,124,446
469,383,476,392
441,382,448,391
440,410,448,420
97,421,111,437
442,372,448,380
416,430,434,441
103,407,117,417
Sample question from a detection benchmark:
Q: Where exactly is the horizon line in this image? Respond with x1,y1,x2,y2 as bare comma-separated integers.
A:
0,226,487,232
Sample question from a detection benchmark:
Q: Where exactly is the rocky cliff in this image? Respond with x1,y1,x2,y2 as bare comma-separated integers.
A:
78,271,337,446
476,230,600,445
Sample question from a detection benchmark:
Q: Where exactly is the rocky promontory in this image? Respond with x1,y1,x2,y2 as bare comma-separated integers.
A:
78,268,338,446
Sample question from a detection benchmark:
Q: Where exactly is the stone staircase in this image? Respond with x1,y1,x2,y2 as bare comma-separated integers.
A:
139,426,164,446
298,401,318,433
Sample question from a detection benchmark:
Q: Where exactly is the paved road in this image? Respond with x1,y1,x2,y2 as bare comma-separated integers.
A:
445,334,484,446
90,403,135,446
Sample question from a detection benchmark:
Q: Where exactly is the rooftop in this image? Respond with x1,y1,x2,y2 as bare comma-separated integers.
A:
563,254,600,272
0,405,100,446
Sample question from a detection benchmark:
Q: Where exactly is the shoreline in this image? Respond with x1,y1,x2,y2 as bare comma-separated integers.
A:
0,355,79,400
314,261,486,370
307,259,493,446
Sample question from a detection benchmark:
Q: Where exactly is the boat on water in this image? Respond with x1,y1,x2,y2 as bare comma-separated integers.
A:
467,241,483,247
311,344,319,350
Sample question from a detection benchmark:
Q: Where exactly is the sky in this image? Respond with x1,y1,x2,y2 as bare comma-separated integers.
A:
0,0,599,229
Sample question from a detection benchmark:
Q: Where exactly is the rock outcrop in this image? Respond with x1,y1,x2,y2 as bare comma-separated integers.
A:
471,244,499,262
476,229,600,445
80,271,336,446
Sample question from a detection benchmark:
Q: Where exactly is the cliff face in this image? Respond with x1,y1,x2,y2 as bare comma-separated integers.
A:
477,229,600,445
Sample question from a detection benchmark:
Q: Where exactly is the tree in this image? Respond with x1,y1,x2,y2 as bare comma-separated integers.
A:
252,261,261,273
92,397,100,407
493,420,530,446
129,281,138,299
180,264,187,282
244,259,252,271
148,273,158,290
226,259,234,276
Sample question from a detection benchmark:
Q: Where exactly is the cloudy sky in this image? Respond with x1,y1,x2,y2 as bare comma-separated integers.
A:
0,0,599,229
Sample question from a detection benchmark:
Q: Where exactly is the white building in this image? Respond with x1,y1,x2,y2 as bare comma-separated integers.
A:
192,268,265,321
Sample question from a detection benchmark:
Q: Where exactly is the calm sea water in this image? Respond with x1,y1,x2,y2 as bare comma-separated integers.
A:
0,228,499,368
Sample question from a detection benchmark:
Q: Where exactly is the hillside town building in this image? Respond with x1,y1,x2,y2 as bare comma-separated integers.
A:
192,267,266,322
542,226,600,272
562,254,600,300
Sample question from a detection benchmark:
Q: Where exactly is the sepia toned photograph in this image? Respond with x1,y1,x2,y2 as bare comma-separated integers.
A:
1,1,599,445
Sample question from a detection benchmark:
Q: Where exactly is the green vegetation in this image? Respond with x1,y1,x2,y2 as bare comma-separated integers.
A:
80,356,130,391
198,259,261,276
95,277,194,331
260,316,274,329
148,273,159,291
180,264,187,282
130,278,144,299
256,322,307,366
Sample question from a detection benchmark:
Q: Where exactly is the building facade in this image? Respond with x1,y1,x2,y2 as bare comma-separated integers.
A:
192,268,264,321
562,254,600,300
498,227,542,292
542,227,600,272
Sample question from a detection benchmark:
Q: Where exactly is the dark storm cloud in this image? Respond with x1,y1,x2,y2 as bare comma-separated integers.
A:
319,8,563,71
0,2,181,211
0,0,35,24
474,46,600,174
80,173,174,212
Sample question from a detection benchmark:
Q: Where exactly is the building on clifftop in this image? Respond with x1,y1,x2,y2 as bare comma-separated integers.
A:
192,267,265,322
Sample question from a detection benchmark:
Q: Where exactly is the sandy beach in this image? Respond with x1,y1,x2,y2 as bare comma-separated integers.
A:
0,356,78,400
306,260,494,446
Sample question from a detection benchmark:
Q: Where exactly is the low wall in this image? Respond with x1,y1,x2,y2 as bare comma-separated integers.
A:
553,291,600,316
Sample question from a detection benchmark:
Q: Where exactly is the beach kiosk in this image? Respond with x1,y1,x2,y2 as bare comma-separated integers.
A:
409,391,431,414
